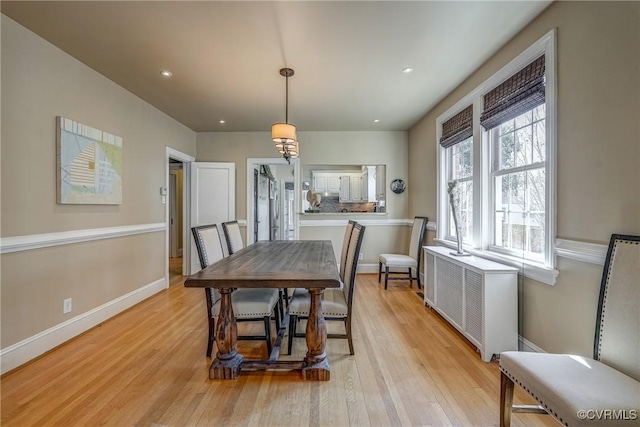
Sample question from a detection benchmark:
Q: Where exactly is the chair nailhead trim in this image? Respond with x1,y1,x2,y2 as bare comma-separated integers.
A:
213,312,271,317
500,367,569,427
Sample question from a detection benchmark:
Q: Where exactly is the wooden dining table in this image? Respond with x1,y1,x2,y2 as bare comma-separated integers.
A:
184,240,341,381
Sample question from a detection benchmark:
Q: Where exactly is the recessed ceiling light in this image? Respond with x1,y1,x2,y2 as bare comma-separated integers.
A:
219,120,226,124
402,67,414,74
160,70,172,77
373,119,380,123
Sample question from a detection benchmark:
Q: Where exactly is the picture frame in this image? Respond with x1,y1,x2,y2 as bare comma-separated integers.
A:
56,116,123,205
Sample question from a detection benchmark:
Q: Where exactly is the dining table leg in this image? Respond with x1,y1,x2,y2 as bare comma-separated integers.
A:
302,288,330,380
210,288,243,379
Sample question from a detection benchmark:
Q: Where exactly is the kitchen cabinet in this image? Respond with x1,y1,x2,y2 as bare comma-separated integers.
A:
339,176,350,201
350,175,362,201
312,172,344,193
312,169,378,203
327,175,341,193
313,174,327,192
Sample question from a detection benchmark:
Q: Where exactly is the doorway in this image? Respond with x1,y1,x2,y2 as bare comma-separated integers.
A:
168,158,185,284
168,159,185,284
246,158,300,245
165,147,194,284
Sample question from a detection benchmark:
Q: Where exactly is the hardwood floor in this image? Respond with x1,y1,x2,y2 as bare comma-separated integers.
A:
1,274,556,426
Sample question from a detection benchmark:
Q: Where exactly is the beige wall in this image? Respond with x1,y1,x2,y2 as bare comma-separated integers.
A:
1,16,197,348
196,131,408,218
300,225,409,266
196,130,411,263
408,1,640,355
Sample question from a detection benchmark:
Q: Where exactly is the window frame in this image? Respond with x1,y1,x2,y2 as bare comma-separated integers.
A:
444,136,474,242
436,29,558,285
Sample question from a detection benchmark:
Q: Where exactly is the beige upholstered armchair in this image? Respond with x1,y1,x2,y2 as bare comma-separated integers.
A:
499,234,640,427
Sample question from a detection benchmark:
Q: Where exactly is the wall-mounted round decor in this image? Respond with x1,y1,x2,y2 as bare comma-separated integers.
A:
390,179,406,194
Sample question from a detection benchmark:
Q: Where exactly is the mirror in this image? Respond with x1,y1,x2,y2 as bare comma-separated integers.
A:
301,165,386,214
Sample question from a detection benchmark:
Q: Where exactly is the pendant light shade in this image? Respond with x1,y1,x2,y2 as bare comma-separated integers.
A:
272,68,299,162
271,123,296,143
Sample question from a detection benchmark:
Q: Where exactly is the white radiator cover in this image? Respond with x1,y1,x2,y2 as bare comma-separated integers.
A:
424,246,518,362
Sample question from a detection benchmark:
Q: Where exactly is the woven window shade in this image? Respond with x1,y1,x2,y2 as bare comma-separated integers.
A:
440,105,473,148
480,55,545,130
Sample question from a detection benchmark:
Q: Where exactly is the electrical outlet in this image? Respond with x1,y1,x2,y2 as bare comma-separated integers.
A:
359,252,364,260
63,298,72,314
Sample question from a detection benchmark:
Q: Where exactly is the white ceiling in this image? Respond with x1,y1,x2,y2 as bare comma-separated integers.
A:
1,1,551,132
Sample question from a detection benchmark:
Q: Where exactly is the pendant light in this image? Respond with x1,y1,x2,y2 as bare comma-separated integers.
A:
272,68,299,162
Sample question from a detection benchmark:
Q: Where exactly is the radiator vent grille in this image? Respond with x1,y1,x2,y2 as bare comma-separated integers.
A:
436,257,463,327
426,253,435,304
465,269,484,344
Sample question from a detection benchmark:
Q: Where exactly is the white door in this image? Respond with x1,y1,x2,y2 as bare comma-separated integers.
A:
190,162,235,274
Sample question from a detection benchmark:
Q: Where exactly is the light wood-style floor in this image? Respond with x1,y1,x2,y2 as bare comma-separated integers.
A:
1,269,556,426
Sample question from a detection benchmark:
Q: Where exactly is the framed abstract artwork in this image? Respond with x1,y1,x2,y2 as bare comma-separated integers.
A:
56,116,123,204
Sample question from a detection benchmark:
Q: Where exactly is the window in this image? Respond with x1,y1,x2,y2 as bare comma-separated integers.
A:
490,105,546,261
440,104,474,245
446,137,473,243
436,30,557,285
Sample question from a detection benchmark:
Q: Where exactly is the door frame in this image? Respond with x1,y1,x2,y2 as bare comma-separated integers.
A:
166,147,195,283
246,157,300,245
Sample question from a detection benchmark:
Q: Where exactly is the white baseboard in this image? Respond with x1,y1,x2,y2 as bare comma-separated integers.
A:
357,263,379,273
518,336,546,353
0,277,167,375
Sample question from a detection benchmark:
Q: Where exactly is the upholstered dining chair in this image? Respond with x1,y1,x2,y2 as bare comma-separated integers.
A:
222,219,287,315
191,224,281,358
287,222,366,356
378,216,428,290
340,220,357,282
499,234,640,427
221,220,244,255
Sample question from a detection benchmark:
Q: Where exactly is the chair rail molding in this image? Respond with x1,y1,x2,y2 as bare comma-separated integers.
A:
0,223,166,254
555,239,607,265
300,218,429,227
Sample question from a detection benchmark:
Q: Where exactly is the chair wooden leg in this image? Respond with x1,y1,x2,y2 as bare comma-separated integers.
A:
346,317,354,355
409,268,413,285
384,266,389,289
287,315,297,355
500,371,515,427
417,268,422,289
378,261,382,283
206,317,215,358
264,316,272,357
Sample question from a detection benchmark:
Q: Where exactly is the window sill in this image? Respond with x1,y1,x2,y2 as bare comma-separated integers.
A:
433,238,559,286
